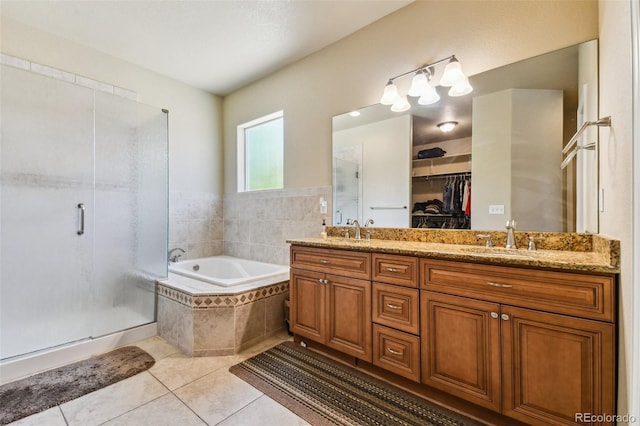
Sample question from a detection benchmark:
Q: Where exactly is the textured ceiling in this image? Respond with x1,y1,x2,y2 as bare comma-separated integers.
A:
0,0,412,95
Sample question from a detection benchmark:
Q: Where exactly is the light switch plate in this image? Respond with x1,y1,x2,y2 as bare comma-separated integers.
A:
319,197,328,214
489,204,505,215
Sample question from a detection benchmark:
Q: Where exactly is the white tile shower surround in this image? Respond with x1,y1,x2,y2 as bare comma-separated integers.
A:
223,186,332,266
0,53,138,101
8,333,309,426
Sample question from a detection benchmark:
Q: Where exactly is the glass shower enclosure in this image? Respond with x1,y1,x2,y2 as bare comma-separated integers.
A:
0,64,168,360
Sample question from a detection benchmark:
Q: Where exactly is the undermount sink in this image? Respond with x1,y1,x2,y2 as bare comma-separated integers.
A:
458,246,558,259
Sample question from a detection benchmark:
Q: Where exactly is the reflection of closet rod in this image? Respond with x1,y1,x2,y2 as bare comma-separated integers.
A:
417,172,471,181
370,206,408,210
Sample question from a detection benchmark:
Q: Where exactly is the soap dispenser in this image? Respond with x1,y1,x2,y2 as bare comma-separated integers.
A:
320,218,327,239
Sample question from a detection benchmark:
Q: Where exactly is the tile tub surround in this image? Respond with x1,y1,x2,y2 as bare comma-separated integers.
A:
157,280,289,356
291,228,620,273
223,186,332,266
169,191,224,260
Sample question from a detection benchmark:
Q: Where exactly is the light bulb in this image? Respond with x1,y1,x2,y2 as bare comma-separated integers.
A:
418,82,440,105
380,81,399,105
440,57,465,87
407,72,428,97
390,95,411,112
448,77,473,96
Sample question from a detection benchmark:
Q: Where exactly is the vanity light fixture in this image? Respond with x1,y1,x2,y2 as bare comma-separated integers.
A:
380,55,472,112
437,121,458,132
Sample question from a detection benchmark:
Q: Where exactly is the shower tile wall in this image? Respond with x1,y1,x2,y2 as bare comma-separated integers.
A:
169,191,224,259
223,186,332,265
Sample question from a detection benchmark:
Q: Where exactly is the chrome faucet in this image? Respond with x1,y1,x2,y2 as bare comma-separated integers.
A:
352,219,362,240
364,219,374,241
505,220,517,249
477,234,493,247
168,248,186,263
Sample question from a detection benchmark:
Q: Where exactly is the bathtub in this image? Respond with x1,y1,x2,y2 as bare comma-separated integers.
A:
168,255,289,288
159,255,291,356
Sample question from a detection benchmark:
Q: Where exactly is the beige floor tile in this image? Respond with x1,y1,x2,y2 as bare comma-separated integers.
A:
174,368,262,425
149,352,243,390
130,335,181,361
102,393,206,426
8,407,66,426
236,331,292,361
60,371,168,426
217,395,310,426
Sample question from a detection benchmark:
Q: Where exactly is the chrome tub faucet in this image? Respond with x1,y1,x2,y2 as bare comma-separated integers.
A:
168,248,186,263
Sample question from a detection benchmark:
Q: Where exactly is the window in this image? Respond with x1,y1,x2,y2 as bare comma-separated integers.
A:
237,111,284,192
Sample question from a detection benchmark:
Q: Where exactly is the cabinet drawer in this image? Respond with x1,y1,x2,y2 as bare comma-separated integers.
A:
372,254,418,287
421,259,615,322
373,324,420,382
372,283,419,334
290,246,370,280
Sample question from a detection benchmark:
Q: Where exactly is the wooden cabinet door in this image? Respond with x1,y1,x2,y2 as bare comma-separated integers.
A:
326,273,372,362
501,306,615,426
290,268,326,342
421,291,502,412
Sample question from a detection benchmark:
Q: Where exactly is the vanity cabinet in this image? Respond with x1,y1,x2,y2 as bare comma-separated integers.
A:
371,254,421,382
289,243,617,426
290,246,372,361
420,259,616,426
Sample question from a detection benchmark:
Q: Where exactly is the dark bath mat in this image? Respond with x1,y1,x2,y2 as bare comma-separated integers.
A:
230,342,483,426
0,346,155,424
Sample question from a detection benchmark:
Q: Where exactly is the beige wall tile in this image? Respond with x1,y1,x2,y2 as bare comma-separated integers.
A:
234,300,266,347
193,307,235,352
157,297,194,355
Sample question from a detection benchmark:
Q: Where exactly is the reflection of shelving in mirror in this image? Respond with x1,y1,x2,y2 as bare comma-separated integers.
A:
411,136,471,178
412,153,472,177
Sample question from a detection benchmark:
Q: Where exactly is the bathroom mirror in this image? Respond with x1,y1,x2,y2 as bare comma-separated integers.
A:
332,40,599,232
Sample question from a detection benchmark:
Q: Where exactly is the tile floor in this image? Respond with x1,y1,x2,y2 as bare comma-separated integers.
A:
9,331,310,426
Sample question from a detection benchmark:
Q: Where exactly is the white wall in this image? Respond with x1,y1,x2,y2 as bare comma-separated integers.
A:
223,0,598,195
333,115,411,227
598,0,635,420
0,16,223,196
472,90,513,230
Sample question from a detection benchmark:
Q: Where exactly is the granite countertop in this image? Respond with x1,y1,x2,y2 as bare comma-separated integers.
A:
286,236,619,274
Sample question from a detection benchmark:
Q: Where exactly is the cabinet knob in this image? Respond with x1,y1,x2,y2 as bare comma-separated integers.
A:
501,314,510,321
490,312,499,319
319,259,330,264
385,303,402,310
318,278,328,284
385,267,402,273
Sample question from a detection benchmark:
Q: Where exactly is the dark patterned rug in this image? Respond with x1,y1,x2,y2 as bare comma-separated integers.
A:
229,342,483,426
0,346,155,425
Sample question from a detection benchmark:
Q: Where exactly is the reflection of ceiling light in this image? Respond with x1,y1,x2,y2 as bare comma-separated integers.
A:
349,111,361,117
438,121,458,132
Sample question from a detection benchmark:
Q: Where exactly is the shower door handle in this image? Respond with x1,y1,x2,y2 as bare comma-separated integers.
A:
77,203,85,235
